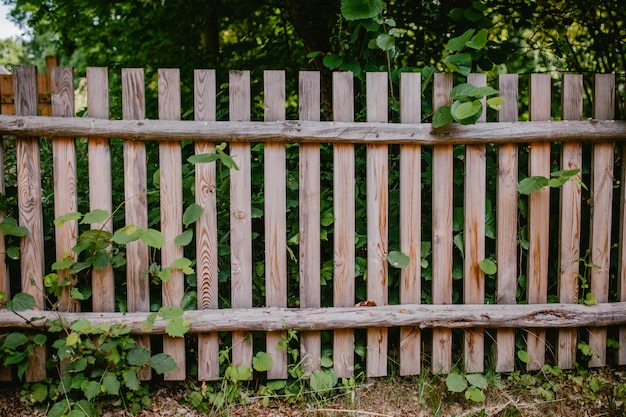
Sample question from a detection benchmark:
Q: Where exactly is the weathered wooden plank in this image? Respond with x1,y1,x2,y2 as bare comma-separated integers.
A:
557,74,583,369
3,116,626,145
495,74,519,373
14,66,47,382
589,73,615,368
86,67,115,313
431,73,454,374
464,73,486,373
158,68,186,380
333,72,355,378
194,69,220,381
229,71,253,372
0,71,9,381
366,72,389,378
5,302,626,333
298,71,322,375
0,73,14,115
399,72,421,376
264,70,288,380
526,73,551,371
121,68,151,380
620,147,626,364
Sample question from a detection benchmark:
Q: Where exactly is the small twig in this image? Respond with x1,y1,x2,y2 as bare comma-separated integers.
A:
313,408,392,417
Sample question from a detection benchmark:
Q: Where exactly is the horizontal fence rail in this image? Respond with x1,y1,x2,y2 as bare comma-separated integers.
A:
1,65,626,382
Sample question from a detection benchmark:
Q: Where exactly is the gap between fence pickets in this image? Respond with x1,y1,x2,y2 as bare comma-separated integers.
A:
2,302,626,333
1,115,626,144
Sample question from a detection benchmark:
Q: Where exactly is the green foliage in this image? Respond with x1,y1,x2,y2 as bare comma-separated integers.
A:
445,370,489,402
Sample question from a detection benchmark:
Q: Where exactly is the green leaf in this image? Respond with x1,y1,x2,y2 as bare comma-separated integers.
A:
81,380,101,400
341,0,384,21
310,370,336,392
446,372,467,393
81,209,110,225
518,176,549,195
218,151,239,170
159,267,172,283
479,258,497,275
517,350,530,364
52,258,76,271
1,332,29,350
376,33,395,51
465,385,486,402
138,228,165,249
252,351,273,372
31,382,49,403
66,332,80,346
183,203,203,227
112,225,142,245
159,305,184,319
226,364,251,383
7,246,20,260
444,53,472,76
582,292,598,305
69,319,92,333
188,153,219,164
466,373,488,389
387,251,410,268
173,257,194,274
5,292,37,311
54,212,82,227
320,356,334,368
432,105,453,128
487,96,504,110
451,100,482,121
174,229,193,246
323,54,343,70
466,28,488,49
0,218,28,237
150,353,178,375
127,348,151,366
47,401,70,417
447,29,475,52
102,372,120,395
122,369,141,391
165,317,189,338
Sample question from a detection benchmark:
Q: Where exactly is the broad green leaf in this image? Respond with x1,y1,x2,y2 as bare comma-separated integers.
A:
188,153,219,164
582,292,598,305
376,33,395,51
321,211,335,227
182,203,203,227
173,257,194,274
158,267,172,283
453,233,464,258
69,319,92,333
310,370,336,392
446,372,467,393
165,317,189,338
447,29,475,52
174,229,193,246
466,373,489,389
7,246,20,260
138,228,165,249
159,305,184,320
112,225,142,245
341,0,384,21
466,28,488,50
4,351,27,365
66,332,80,346
253,351,273,372
91,249,110,269
323,54,343,70
127,348,151,366
444,53,472,76
5,292,37,311
518,176,549,195
81,209,110,225
47,401,70,417
123,369,141,391
450,83,476,100
465,385,486,402
54,212,82,227
52,258,76,271
31,382,49,403
150,353,178,375
517,350,530,363
479,258,497,275
102,372,120,395
432,105,453,128
218,151,239,170
487,96,505,110
81,380,101,401
0,218,28,237
226,364,251,382
320,356,333,368
468,86,499,98
1,332,28,350
387,251,410,268
451,100,482,121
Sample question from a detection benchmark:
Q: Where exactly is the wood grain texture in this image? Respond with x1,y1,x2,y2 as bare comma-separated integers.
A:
194,69,220,381
0,96,9,381
464,73,486,373
557,74,583,369
229,71,253,372
589,73,615,368
87,67,115,313
431,73,454,374
121,68,151,380
298,71,322,375
158,68,186,380
15,66,47,382
264,70,288,380
526,73,551,371
366,72,388,378
495,74,519,372
332,71,355,378
399,72,421,376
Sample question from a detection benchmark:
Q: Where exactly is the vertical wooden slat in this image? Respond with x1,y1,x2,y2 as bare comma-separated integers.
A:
526,73,551,371
229,71,253,371
431,73,454,374
366,72,388,378
619,93,626,365
158,68,186,380
51,67,78,312
495,74,519,372
264,70,288,380
333,72,355,378
0,65,10,382
557,74,583,369
87,67,115,313
589,73,615,368
15,65,46,381
0,73,14,115
464,73,486,373
122,68,151,380
194,69,220,381
399,72,421,376
299,71,322,375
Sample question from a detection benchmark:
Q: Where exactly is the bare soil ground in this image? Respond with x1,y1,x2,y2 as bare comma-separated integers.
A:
1,367,625,417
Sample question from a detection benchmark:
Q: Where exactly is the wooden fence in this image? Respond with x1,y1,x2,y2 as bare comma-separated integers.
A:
1,65,626,383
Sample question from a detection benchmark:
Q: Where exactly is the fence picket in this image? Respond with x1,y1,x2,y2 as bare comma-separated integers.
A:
464,73,487,373
589,73,615,368
15,66,47,381
229,71,254,372
121,68,151,380
194,69,220,381
431,73,454,374
495,74,519,372
526,73,551,371
333,72,356,378
298,71,322,374
264,70,288,379
0,84,8,380
399,72,421,376
558,74,583,369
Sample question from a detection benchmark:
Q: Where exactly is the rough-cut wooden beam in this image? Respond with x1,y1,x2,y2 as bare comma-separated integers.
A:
1,115,625,145
2,303,626,334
